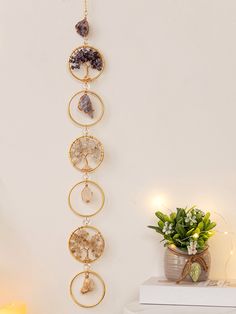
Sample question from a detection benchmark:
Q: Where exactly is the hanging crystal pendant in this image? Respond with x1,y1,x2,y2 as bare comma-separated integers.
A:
75,18,89,37
80,273,94,294
81,184,93,203
78,94,94,118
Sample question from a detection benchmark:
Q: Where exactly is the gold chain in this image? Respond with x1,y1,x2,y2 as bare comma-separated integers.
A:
84,0,88,18
83,0,88,45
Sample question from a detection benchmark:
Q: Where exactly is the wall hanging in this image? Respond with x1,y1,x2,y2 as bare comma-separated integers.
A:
67,0,106,308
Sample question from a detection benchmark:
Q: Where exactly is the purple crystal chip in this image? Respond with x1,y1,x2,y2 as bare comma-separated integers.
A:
69,47,103,71
75,18,89,37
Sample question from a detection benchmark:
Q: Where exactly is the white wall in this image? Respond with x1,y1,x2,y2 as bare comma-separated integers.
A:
0,0,236,313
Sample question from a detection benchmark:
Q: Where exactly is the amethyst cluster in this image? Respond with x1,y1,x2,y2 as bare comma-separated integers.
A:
69,48,103,71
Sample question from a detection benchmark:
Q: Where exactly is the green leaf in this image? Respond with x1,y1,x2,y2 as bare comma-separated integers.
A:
147,226,163,234
194,227,201,235
206,222,216,231
176,208,186,222
158,221,164,229
190,262,201,282
204,220,210,229
196,213,203,221
175,239,187,246
198,221,204,230
202,234,209,240
173,233,180,239
203,212,210,223
197,239,205,247
170,212,176,222
186,206,196,213
186,228,195,237
163,215,171,222
207,230,215,237
164,235,172,240
155,211,165,222
176,222,186,237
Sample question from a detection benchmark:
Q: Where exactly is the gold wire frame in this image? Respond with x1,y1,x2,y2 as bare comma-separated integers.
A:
68,180,105,217
69,135,104,173
68,45,105,82
68,90,105,127
70,270,106,308
68,225,105,263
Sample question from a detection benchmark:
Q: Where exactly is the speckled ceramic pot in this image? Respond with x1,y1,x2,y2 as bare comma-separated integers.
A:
164,246,211,282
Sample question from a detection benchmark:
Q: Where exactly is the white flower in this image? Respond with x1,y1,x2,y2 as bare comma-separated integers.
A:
187,240,198,255
185,212,197,225
163,222,173,235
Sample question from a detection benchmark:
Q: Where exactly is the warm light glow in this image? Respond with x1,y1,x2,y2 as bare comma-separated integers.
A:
224,231,228,235
192,233,199,239
230,250,234,256
0,304,26,314
151,195,166,210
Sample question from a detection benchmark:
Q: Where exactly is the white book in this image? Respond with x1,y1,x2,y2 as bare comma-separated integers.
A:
140,277,236,307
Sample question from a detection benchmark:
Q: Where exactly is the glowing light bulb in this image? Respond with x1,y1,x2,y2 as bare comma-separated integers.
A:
151,195,166,210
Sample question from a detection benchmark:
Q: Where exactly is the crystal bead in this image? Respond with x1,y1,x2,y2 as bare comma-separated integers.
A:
81,184,93,203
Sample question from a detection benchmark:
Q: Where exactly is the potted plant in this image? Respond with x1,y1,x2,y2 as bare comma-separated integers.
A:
148,206,216,283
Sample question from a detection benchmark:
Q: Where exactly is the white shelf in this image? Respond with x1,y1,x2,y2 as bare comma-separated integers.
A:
140,277,236,307
124,302,236,314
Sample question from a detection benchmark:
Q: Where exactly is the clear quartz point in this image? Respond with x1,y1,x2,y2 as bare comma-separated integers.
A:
81,184,93,203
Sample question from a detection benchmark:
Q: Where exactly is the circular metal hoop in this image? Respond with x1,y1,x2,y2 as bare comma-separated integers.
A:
69,135,104,173
68,45,105,82
68,180,105,218
70,270,106,308
68,90,105,127
68,225,105,263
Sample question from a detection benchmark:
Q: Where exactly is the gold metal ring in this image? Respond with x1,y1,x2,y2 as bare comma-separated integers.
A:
70,270,106,308
68,225,105,263
68,180,105,217
68,90,105,127
68,45,105,82
69,135,104,173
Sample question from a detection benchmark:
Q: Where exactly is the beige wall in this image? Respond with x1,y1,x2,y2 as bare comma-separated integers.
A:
0,0,236,313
